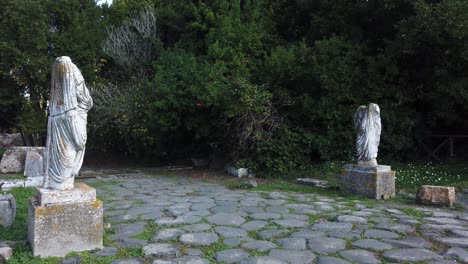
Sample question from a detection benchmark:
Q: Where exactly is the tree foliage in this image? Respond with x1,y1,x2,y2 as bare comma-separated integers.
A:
1,0,467,173
0,0,105,138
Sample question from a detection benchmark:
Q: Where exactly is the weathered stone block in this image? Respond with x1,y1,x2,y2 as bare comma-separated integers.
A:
226,167,249,177
0,133,23,147
36,182,96,205
0,147,45,173
0,242,13,262
416,185,455,207
0,194,16,227
28,183,103,257
0,177,43,190
24,151,45,177
340,164,395,199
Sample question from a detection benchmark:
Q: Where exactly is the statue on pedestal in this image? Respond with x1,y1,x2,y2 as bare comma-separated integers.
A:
354,103,381,166
29,57,102,257
340,103,394,200
43,56,93,190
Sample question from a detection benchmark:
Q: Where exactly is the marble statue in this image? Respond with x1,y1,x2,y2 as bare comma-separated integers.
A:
43,56,93,190
354,103,381,166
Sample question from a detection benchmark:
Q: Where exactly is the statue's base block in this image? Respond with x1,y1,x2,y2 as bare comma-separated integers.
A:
340,164,396,199
28,183,103,257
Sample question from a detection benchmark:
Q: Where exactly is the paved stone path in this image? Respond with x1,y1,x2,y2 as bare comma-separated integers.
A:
83,175,467,264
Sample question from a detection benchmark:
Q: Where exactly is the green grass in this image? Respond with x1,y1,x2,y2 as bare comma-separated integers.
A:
0,187,35,240
0,187,62,264
393,162,468,190
238,161,468,206
0,173,25,180
259,161,346,183
131,221,160,241
86,180,120,188
260,160,468,191
201,239,231,262
228,179,380,207
400,207,426,218
0,147,6,158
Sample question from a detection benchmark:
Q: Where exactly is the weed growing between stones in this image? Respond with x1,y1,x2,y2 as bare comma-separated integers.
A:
86,180,120,188
201,239,231,262
308,214,322,224
401,208,426,218
103,225,116,246
452,203,465,211
247,249,269,257
131,221,160,241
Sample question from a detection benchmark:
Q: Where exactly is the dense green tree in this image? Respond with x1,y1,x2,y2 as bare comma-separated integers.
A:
1,0,466,172
0,0,105,140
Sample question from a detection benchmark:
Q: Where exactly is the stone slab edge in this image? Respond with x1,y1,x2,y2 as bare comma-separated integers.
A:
37,182,96,205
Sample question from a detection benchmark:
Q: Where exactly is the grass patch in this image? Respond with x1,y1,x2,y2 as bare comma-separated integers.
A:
0,187,35,241
86,180,120,188
0,147,6,157
400,208,425,218
233,179,379,205
258,161,346,182
393,162,468,190
0,173,25,180
308,215,322,224
202,239,231,262
242,180,343,197
247,249,269,257
103,224,117,246
131,221,160,241
6,244,61,264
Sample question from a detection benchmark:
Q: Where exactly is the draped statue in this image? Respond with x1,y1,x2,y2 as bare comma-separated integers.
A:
43,56,93,190
354,103,381,166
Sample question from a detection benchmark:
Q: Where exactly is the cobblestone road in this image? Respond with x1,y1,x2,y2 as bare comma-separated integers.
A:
85,175,467,264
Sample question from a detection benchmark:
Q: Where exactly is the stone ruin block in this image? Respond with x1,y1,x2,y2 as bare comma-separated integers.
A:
416,185,455,207
28,182,103,257
226,166,249,178
0,242,13,262
0,194,16,227
0,147,45,174
24,150,45,177
0,133,23,148
340,164,395,199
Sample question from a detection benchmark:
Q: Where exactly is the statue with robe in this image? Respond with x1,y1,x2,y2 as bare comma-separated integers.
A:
354,103,381,166
43,56,93,190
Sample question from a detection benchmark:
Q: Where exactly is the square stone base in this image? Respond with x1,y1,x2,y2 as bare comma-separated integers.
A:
340,164,396,199
28,184,103,257
36,182,96,205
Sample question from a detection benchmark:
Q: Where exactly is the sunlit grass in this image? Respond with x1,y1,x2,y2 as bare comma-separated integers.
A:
394,162,468,188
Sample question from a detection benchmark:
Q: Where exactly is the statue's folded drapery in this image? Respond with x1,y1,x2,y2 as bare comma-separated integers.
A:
43,56,93,190
354,103,381,166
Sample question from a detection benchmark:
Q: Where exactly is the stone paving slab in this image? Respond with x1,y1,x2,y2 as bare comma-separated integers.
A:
80,176,468,263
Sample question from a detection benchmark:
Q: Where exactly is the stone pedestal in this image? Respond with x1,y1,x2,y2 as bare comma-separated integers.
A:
28,182,103,257
340,164,395,199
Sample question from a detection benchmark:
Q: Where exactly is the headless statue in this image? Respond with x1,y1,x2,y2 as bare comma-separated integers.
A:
354,103,381,166
43,56,93,190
